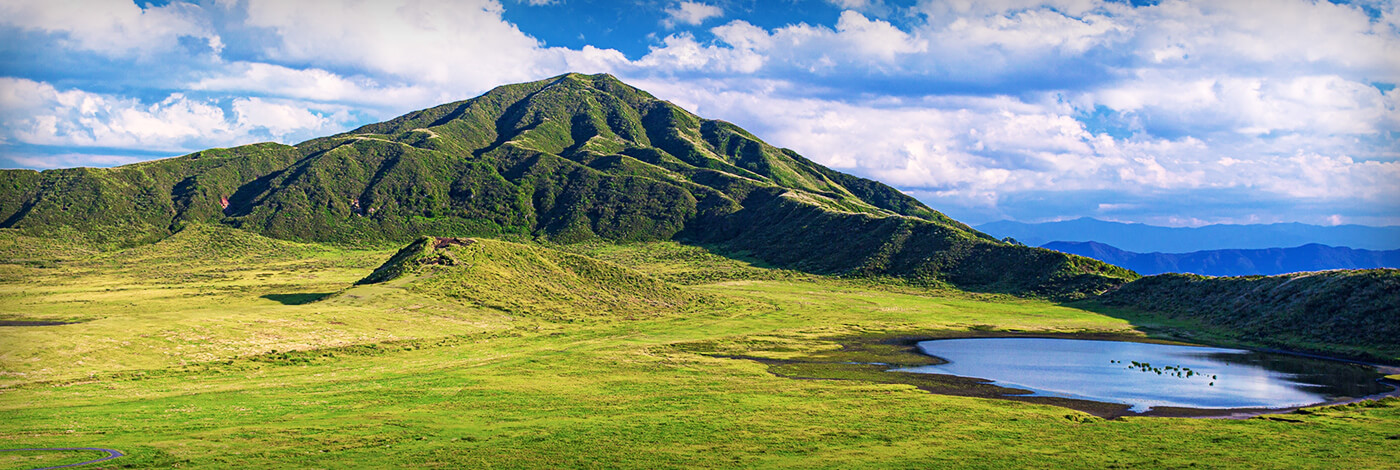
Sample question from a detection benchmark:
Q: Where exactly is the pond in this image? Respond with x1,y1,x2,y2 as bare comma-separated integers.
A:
897,338,1394,412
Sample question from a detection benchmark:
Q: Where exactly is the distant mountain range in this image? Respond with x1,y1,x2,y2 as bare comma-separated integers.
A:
1043,241,1400,276
977,218,1400,253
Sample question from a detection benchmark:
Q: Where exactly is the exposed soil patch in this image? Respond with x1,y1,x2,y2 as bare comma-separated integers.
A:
433,237,474,249
0,447,125,469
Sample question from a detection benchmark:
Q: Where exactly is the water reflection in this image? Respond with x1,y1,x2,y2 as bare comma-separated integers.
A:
898,338,1391,412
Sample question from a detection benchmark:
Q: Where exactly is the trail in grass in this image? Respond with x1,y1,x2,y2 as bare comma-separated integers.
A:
0,448,124,469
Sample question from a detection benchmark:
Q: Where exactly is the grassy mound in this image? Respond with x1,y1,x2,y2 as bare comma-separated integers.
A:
360,236,700,321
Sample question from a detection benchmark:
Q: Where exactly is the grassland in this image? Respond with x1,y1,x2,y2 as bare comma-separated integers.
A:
2,227,1398,469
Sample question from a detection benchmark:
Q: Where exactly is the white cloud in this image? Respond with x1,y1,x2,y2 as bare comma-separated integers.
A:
663,1,724,28
1122,0,1400,81
1,152,147,169
641,12,925,73
0,78,346,152
636,33,767,73
238,0,626,94
634,78,1400,211
829,0,874,8
919,0,1103,18
1085,72,1396,137
232,97,331,138
832,11,928,62
0,0,221,57
937,8,1123,54
190,62,442,111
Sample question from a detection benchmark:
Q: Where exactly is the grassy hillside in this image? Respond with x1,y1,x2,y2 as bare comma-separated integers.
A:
0,73,1134,298
1096,269,1400,361
0,143,301,248
2,230,1397,469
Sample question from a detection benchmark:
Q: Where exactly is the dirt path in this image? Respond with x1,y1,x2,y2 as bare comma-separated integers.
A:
0,448,124,469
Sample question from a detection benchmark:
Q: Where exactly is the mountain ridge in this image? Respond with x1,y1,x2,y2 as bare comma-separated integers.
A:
979,217,1400,252
1044,241,1400,276
0,72,1135,298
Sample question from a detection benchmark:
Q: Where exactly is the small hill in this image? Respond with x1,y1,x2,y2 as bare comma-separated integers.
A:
1099,269,1400,360
1044,241,1400,276
359,236,699,321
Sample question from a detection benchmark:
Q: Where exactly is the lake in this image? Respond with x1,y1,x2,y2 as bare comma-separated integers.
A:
897,338,1393,412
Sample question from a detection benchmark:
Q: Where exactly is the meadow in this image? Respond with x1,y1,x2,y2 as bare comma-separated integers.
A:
1,226,1397,469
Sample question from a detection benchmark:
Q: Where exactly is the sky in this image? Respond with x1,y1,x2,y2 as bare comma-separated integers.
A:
0,0,1397,227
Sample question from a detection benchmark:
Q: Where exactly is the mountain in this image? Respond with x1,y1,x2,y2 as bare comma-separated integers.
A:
1044,241,1400,276
0,73,1135,298
978,218,1400,253
1098,270,1400,360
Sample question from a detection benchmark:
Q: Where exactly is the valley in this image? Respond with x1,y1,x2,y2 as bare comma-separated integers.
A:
2,226,1398,469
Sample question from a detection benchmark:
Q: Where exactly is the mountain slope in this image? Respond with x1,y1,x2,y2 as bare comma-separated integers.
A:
1044,241,1400,276
979,218,1400,252
1098,270,1400,360
0,73,1134,297
0,143,300,247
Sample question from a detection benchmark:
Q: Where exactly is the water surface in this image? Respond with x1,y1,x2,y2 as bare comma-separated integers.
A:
898,338,1391,412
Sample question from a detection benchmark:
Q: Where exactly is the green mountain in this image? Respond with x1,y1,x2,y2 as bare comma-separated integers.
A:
0,73,1134,297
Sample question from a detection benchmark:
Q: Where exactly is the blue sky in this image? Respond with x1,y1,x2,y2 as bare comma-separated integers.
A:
0,0,1397,227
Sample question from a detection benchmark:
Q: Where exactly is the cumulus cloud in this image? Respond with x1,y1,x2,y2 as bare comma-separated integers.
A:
238,0,626,93
0,0,221,57
1085,72,1397,138
663,1,724,28
0,78,346,153
641,12,925,73
634,77,1400,220
190,62,442,111
231,97,330,139
0,152,149,170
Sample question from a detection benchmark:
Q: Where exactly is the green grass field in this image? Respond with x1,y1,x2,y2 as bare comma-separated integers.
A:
2,227,1397,468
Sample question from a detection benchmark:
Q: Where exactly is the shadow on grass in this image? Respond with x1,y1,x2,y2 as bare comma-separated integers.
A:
262,292,334,305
